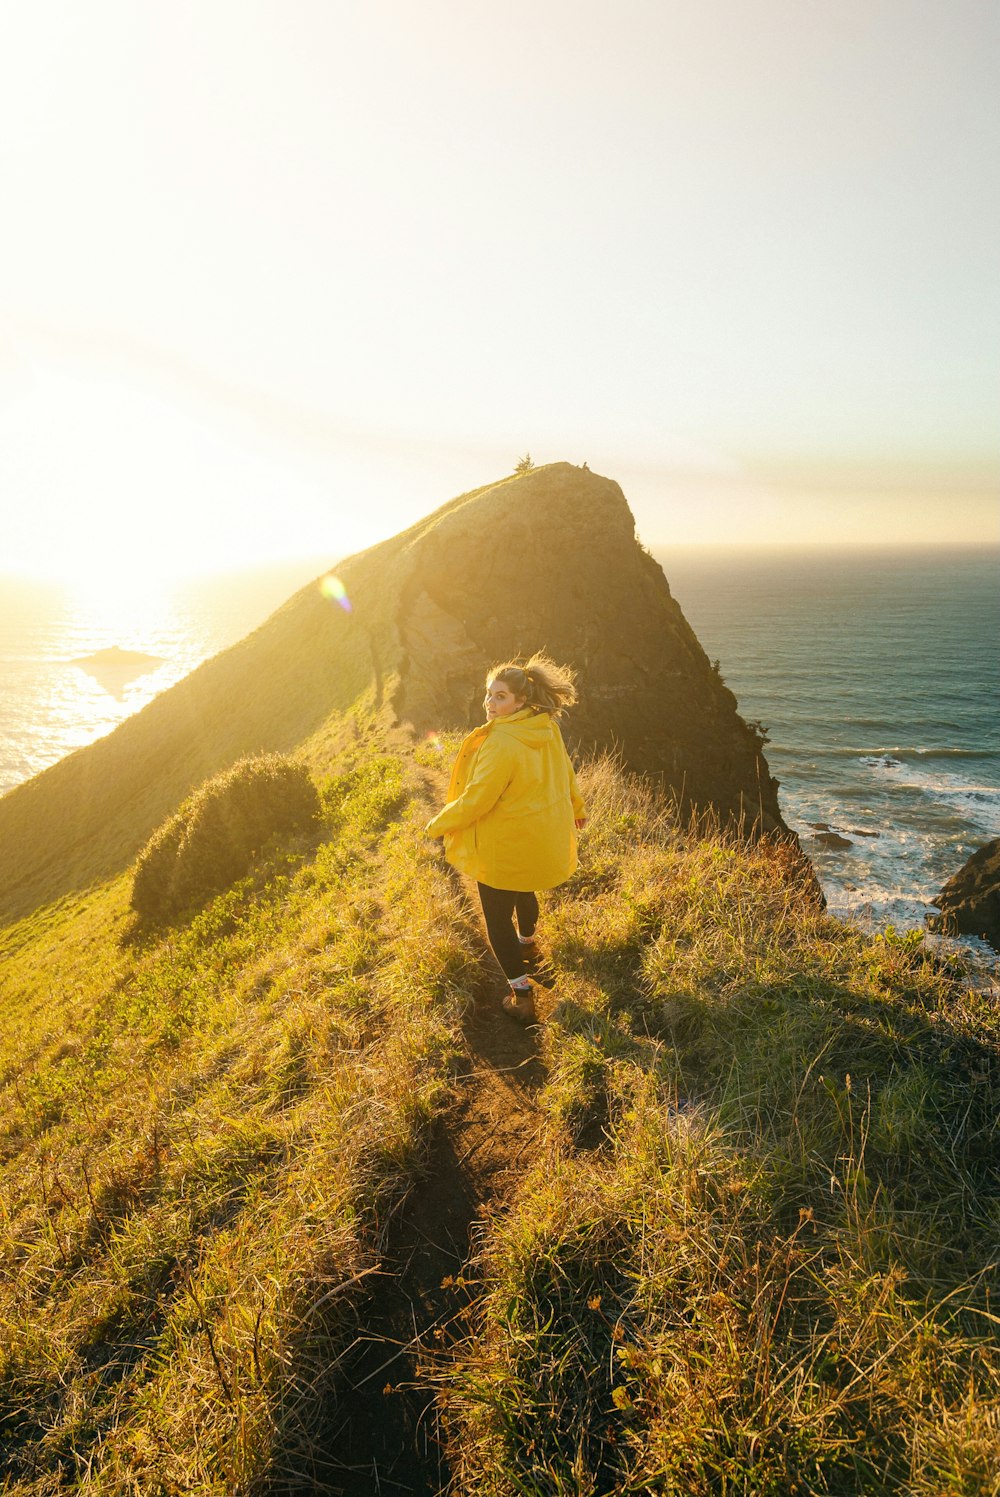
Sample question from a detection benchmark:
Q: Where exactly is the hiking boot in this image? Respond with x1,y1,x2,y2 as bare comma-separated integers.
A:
502,985,537,1023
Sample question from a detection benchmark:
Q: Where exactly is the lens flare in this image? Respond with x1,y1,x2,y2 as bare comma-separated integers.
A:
424,731,443,752
320,574,352,612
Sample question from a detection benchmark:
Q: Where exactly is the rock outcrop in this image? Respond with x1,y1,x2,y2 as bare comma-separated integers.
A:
0,463,793,922
381,464,787,837
72,646,165,699
928,838,1000,951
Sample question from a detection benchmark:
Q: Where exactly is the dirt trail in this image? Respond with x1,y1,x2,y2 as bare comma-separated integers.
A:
301,931,549,1493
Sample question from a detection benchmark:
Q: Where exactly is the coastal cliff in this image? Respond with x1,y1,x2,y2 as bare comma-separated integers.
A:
0,463,788,922
2,468,998,1491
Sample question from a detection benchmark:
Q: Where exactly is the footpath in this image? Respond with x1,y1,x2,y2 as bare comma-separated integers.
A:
313,775,551,1494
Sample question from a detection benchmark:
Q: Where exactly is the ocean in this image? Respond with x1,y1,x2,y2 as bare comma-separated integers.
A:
0,561,327,794
662,545,1000,947
1,546,998,951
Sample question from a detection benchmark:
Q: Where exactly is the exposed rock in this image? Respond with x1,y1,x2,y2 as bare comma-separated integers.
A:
72,645,165,700
384,464,789,839
850,828,880,839
0,462,801,921
815,832,854,849
927,838,1000,952
810,822,832,831
72,647,163,670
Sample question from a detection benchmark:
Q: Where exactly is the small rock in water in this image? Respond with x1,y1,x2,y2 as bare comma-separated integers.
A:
815,831,854,849
72,646,163,670
809,821,832,831
71,645,165,701
850,828,880,838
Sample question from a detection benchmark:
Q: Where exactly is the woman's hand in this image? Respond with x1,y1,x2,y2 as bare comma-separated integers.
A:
575,817,587,829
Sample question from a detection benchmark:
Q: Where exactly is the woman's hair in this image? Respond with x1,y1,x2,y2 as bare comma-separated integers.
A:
487,652,578,715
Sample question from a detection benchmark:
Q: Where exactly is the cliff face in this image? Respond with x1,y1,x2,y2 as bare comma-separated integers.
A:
0,463,790,922
384,464,784,835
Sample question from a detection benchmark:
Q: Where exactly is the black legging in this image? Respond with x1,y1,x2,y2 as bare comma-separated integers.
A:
477,883,539,982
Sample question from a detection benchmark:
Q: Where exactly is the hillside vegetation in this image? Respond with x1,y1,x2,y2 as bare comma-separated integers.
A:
1,728,999,1493
129,755,321,923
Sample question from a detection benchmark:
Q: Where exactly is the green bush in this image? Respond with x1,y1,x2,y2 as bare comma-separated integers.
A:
131,755,320,922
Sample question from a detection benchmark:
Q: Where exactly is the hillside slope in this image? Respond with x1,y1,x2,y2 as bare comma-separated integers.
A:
0,463,784,924
1,741,997,1493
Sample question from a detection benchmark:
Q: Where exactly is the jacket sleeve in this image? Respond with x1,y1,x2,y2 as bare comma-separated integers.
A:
555,723,585,818
426,737,512,837
567,753,585,819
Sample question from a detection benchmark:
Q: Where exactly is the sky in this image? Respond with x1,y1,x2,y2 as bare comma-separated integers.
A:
1,0,998,586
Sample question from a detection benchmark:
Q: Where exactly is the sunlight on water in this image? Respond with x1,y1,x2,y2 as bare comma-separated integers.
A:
665,545,1000,953
62,565,176,638
0,560,327,795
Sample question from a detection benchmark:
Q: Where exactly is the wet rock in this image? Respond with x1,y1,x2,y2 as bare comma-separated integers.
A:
927,838,1000,952
850,828,880,838
815,832,854,849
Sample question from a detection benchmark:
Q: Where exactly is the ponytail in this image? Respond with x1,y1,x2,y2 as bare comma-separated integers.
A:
488,652,578,716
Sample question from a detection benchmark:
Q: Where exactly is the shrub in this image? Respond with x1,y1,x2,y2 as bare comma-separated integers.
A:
131,755,320,922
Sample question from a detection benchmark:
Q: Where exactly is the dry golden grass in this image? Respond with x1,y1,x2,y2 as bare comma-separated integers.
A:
440,757,1000,1496
3,744,999,1493
0,741,476,1491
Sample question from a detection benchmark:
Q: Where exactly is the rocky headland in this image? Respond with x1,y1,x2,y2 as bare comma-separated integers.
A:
0,463,794,922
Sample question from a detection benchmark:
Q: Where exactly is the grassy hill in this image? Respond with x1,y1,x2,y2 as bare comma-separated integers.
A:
2,466,999,1491
1,727,999,1492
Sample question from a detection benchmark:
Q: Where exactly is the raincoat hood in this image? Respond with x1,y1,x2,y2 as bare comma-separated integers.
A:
487,708,556,747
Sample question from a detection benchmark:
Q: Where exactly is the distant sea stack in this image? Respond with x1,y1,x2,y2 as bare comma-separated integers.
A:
0,463,791,922
72,645,164,698
72,647,163,671
928,838,1000,952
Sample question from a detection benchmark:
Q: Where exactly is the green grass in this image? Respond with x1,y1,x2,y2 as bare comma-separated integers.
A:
0,743,478,1491
440,757,1000,1496
129,753,321,923
2,743,999,1493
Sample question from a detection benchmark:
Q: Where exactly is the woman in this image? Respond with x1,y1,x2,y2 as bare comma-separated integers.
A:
426,654,586,1021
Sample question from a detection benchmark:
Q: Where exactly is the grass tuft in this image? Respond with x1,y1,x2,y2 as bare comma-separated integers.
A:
129,754,321,925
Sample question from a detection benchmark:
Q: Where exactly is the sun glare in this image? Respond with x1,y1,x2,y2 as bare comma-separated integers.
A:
2,355,345,590
60,561,175,634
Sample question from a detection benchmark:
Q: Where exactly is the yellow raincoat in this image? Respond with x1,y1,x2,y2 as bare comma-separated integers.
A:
426,709,585,891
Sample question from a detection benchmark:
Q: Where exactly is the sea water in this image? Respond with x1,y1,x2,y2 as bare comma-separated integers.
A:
662,545,1000,941
1,548,998,944
0,562,326,794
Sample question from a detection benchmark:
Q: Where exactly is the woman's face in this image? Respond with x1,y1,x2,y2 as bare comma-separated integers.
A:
484,677,525,720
